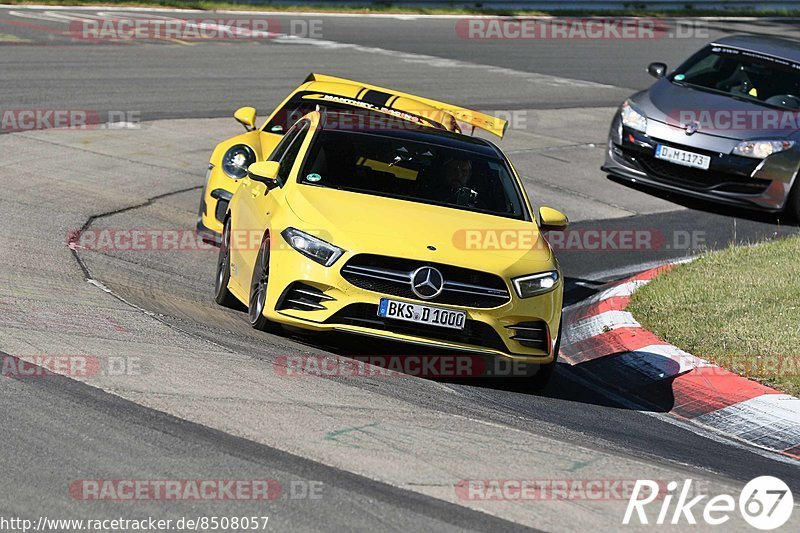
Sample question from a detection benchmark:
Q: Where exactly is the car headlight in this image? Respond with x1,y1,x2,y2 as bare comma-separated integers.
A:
221,144,255,179
512,271,559,299
621,100,647,133
732,140,795,159
281,228,344,267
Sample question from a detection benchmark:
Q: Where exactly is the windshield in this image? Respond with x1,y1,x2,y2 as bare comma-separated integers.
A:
670,45,800,110
298,129,529,220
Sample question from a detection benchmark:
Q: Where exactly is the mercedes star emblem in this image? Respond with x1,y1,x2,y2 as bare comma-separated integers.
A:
410,266,444,300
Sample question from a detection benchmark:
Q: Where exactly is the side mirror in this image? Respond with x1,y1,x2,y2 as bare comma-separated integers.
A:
248,161,280,189
234,106,257,130
647,62,667,79
539,206,569,231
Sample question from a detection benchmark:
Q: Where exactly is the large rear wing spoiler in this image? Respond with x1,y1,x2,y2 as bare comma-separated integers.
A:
304,73,507,138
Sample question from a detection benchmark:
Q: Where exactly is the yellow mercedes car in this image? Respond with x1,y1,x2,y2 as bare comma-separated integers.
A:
198,73,506,242
213,107,569,388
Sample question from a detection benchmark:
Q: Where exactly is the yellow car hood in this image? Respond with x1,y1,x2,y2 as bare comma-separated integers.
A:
285,185,555,274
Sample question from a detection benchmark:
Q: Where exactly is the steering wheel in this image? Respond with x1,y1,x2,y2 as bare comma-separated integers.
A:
715,65,751,93
766,94,800,108
455,186,479,207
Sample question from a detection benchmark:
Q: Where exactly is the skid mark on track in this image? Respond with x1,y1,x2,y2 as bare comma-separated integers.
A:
63,182,248,358
324,422,380,448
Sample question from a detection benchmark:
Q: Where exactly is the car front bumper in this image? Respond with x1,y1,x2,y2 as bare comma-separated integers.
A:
198,165,239,241
259,247,563,365
602,114,799,212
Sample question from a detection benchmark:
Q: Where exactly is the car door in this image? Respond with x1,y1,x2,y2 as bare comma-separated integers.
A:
230,119,311,292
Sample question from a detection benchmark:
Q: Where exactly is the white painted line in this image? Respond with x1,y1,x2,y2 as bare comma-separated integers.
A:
563,279,650,313
560,362,800,465
595,279,650,302
693,394,800,452
272,33,614,89
581,256,697,284
617,344,704,381
6,6,800,21
5,5,621,90
565,310,640,345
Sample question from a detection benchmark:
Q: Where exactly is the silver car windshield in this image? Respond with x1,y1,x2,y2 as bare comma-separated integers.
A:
671,45,800,110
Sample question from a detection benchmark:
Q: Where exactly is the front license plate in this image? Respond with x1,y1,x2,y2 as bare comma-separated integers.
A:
378,298,466,330
655,144,711,170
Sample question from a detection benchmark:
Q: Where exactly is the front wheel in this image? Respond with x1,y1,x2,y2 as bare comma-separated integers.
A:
248,235,281,333
214,219,239,308
786,182,800,223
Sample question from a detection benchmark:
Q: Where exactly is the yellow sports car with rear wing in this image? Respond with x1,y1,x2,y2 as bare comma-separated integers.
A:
197,73,507,242
213,107,568,389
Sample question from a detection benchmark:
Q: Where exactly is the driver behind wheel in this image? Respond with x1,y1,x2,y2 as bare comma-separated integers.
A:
439,158,479,207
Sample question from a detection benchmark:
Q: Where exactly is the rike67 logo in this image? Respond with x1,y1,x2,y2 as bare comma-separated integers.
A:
624,476,793,529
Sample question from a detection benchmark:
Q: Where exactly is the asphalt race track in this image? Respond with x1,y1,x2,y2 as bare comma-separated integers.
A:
1,6,799,531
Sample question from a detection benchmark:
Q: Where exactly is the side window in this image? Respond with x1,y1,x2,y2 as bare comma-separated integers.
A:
277,122,309,183
267,120,307,163
264,94,316,133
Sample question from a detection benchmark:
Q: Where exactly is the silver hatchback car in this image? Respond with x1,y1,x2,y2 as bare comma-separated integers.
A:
603,35,800,219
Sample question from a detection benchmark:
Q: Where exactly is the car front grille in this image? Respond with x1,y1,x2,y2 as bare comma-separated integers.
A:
325,303,508,352
636,154,769,194
620,141,768,195
340,254,510,309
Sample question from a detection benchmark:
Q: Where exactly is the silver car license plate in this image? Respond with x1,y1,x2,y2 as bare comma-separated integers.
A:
655,144,711,170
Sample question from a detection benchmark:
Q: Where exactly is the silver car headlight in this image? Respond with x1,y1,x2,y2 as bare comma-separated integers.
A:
732,140,795,159
512,271,559,299
281,228,343,267
221,144,255,179
621,100,647,133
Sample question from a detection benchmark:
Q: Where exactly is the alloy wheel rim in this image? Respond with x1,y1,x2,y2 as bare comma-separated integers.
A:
215,224,230,295
249,241,269,323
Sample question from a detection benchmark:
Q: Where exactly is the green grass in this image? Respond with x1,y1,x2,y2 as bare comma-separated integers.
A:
628,235,800,396
4,0,800,17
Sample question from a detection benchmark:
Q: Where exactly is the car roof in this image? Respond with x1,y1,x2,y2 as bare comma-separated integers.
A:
315,110,500,158
711,35,800,63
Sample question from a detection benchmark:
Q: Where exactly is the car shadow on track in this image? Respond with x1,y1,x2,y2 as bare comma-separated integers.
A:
282,326,678,413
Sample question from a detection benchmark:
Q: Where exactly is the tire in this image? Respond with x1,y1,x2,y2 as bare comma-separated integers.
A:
526,318,562,391
213,219,239,308
248,234,281,333
786,181,800,223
